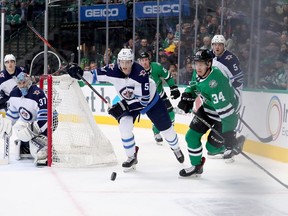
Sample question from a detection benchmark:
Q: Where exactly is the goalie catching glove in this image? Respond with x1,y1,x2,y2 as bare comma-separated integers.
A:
170,86,180,99
0,115,12,138
13,121,41,142
67,63,83,80
108,100,129,121
177,92,194,113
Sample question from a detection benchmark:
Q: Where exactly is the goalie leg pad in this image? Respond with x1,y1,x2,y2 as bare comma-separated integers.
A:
0,115,12,138
15,140,33,160
29,135,48,160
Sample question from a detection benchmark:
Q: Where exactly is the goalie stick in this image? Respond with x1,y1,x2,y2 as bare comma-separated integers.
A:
193,111,287,189
27,24,110,107
0,132,9,165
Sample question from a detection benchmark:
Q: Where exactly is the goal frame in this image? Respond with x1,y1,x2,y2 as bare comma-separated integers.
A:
39,75,53,166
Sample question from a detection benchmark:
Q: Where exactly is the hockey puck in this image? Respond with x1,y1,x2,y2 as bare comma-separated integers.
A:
111,172,117,181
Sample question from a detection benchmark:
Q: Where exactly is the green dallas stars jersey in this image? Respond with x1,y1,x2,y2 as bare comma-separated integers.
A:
184,66,239,133
149,62,175,96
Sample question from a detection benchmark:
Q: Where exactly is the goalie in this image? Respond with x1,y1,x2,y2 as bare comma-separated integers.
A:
0,72,58,165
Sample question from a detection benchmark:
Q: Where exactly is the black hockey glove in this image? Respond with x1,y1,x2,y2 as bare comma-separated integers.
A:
177,92,194,113
170,85,180,99
108,100,129,121
0,90,9,110
67,63,83,80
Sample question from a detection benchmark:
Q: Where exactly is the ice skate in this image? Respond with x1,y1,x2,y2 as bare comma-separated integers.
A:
223,135,246,163
172,147,184,163
154,133,163,145
207,150,225,159
179,157,206,177
122,146,139,172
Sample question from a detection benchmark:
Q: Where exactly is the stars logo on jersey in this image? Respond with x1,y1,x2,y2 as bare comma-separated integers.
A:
33,90,41,95
209,80,218,88
225,55,233,61
139,70,146,77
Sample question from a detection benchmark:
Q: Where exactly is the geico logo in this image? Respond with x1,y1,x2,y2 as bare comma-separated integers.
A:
85,8,119,17
143,4,179,14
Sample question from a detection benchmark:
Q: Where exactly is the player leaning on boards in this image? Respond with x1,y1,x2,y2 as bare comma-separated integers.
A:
0,72,58,166
67,48,185,171
177,49,245,177
138,52,180,145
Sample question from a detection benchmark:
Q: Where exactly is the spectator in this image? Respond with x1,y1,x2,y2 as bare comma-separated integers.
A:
179,62,194,85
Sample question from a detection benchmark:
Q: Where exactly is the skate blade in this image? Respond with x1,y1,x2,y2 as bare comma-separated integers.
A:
207,154,224,159
156,141,163,146
224,157,235,163
178,173,202,179
123,165,136,173
34,159,48,167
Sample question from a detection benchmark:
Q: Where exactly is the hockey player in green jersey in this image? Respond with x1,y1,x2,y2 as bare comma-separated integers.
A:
138,52,180,144
177,49,245,177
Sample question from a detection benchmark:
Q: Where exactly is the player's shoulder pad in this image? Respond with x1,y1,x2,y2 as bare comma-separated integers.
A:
30,85,46,98
130,63,149,81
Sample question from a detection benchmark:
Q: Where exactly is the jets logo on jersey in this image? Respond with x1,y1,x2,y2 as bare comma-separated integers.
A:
139,70,146,77
120,86,134,100
209,80,218,88
33,90,41,95
225,55,233,61
0,72,5,78
19,107,33,121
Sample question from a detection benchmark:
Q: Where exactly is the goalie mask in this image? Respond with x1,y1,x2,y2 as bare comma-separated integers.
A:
16,72,32,96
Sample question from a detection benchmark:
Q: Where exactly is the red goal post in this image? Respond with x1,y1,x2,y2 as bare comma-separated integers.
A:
39,75,117,167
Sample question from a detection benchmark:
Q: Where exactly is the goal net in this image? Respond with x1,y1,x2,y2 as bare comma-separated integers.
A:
40,75,117,167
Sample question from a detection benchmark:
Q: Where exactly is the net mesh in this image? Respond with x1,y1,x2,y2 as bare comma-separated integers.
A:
43,75,117,167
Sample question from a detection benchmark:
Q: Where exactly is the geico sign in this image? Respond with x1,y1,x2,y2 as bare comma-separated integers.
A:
143,4,179,14
85,8,119,17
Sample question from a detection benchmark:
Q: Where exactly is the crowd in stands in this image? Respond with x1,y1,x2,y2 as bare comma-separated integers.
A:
1,0,45,36
74,0,287,89
2,0,288,89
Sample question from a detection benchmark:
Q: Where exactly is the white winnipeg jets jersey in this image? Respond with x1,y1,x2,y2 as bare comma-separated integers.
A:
87,62,157,112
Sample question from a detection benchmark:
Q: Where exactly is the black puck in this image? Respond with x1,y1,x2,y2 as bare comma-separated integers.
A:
111,172,117,181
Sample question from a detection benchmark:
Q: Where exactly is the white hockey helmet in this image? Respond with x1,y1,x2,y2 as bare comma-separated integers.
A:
211,35,226,45
117,48,134,64
4,54,16,63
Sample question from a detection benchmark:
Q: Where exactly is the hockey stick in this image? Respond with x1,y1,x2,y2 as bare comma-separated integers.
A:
193,111,287,189
27,24,110,106
0,132,9,165
240,152,288,189
192,111,224,141
238,115,273,143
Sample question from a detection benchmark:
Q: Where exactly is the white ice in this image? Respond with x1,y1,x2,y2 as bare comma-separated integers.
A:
0,125,288,216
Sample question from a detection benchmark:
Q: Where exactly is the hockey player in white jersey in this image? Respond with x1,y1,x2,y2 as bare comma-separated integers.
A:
0,54,26,110
0,54,31,159
0,72,57,165
68,48,184,171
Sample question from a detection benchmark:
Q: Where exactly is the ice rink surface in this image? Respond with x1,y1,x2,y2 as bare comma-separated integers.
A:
0,124,288,216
